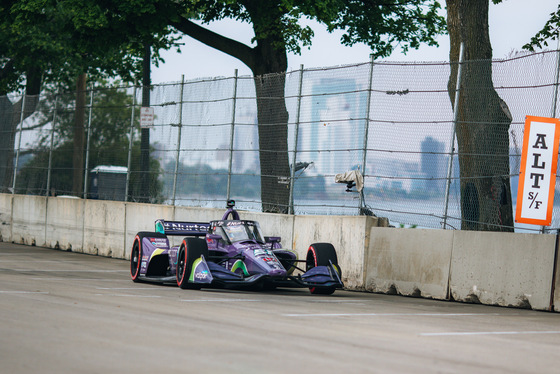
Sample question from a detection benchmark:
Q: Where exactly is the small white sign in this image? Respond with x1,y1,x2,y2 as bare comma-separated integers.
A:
140,107,154,128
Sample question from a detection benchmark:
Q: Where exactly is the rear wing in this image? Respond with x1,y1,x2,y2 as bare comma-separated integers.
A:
155,219,210,237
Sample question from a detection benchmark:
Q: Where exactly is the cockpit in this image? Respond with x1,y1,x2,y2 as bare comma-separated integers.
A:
211,220,265,244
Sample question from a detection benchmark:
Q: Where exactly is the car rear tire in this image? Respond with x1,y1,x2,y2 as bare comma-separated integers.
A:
130,231,166,282
306,243,340,295
177,238,209,290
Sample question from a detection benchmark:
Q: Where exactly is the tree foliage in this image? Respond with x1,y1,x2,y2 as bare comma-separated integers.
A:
15,85,163,202
171,0,446,213
523,3,560,51
174,1,446,72
1,0,179,196
2,0,448,210
0,0,180,94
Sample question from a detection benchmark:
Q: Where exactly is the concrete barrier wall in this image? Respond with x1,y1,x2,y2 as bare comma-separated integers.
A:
363,227,557,310
0,194,12,242
45,196,84,251
84,200,127,258
553,238,560,312
449,231,556,311
2,193,559,312
12,195,47,246
365,227,454,299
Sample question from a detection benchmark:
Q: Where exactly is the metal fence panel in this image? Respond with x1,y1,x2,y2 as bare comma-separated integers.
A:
2,51,560,232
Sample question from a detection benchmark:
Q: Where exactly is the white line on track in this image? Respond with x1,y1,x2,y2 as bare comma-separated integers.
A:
308,300,365,304
180,299,262,302
0,291,49,294
420,331,560,337
95,294,162,298
96,287,155,290
283,312,505,317
31,278,130,281
0,260,81,263
9,269,126,272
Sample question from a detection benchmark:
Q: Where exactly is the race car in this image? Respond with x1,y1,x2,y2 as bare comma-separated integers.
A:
130,200,343,294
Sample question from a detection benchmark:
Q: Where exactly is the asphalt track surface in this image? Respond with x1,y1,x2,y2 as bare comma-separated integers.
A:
1,243,560,374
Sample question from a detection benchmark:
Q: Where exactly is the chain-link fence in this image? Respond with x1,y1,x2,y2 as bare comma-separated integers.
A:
2,50,560,232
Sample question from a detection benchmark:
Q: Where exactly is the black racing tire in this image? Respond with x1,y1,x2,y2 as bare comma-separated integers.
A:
177,237,209,290
306,243,340,295
130,231,167,282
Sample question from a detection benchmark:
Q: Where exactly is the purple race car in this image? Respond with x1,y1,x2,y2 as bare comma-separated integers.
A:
130,200,343,294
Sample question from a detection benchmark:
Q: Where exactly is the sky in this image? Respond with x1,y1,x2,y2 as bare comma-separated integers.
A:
151,0,560,83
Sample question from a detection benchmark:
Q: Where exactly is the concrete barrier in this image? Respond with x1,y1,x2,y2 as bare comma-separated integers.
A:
553,237,560,312
45,196,84,251
12,195,47,246
83,200,126,258
364,227,454,299
449,231,556,311
0,194,12,242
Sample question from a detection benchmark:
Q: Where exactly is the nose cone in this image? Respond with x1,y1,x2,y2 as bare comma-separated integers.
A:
269,268,287,277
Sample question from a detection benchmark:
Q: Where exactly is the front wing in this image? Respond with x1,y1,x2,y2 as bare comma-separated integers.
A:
187,256,344,290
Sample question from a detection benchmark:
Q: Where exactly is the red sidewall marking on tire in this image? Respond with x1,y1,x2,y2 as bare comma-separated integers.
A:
178,241,187,285
308,246,318,293
308,246,318,267
131,236,141,280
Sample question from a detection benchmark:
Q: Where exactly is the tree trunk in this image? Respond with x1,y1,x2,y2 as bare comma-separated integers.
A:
251,40,291,214
446,0,513,231
72,73,87,197
172,5,292,213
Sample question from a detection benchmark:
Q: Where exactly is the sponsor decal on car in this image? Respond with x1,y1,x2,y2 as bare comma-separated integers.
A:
164,221,210,232
195,270,209,280
214,220,258,227
189,256,213,284
231,260,249,276
253,248,268,256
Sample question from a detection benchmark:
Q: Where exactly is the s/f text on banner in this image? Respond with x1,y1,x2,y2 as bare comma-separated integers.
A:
515,116,560,226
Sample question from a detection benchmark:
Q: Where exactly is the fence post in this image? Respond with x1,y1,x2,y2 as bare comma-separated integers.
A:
443,42,464,229
226,69,239,201
540,45,560,233
172,75,185,206
125,83,138,202
12,94,26,194
289,65,304,215
359,55,375,213
82,85,94,199
46,94,58,196
551,46,560,119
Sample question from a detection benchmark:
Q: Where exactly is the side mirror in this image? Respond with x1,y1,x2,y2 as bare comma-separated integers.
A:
265,236,281,243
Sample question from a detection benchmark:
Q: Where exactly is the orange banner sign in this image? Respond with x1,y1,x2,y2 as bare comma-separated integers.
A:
515,116,560,226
